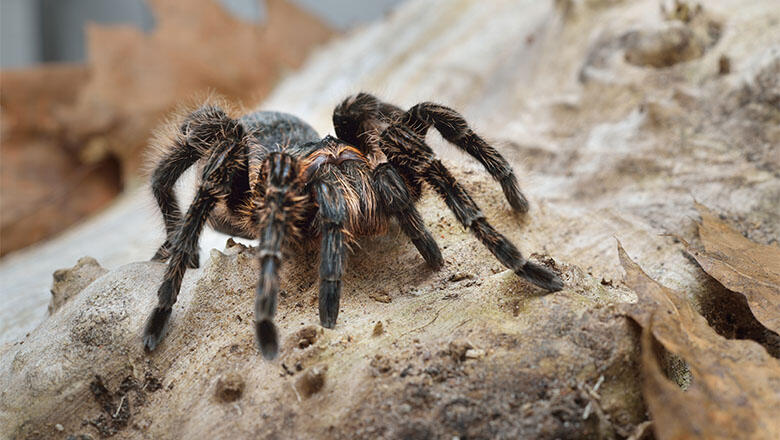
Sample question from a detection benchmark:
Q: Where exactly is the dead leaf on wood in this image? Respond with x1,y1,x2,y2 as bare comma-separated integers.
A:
681,202,780,334
618,242,780,440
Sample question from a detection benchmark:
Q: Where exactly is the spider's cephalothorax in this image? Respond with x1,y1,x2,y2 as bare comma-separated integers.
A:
144,93,563,359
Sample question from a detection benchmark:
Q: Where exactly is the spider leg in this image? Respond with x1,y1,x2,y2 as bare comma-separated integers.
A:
143,130,245,351
381,125,563,292
334,93,528,212
313,179,347,329
150,105,239,267
372,163,443,268
150,138,201,266
403,102,528,213
254,152,305,360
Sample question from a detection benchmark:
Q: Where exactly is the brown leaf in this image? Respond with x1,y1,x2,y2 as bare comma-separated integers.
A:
683,202,780,333
0,0,334,254
0,66,122,256
618,242,780,440
64,0,335,174
0,65,88,137
639,325,701,440
0,138,121,256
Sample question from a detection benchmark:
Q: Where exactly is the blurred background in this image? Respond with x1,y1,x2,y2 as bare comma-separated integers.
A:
1,0,406,67
1,0,403,257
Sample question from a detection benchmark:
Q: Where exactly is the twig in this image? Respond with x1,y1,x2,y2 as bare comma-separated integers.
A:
399,305,448,337
627,420,653,440
453,318,473,332
290,381,302,403
114,395,126,418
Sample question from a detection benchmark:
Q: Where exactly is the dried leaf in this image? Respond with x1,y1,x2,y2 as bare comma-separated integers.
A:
64,0,334,174
618,242,780,440
0,138,121,256
0,65,88,136
683,202,780,333
639,325,701,440
0,66,118,256
0,0,334,254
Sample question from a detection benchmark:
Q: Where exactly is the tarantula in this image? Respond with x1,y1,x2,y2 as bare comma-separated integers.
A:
144,93,563,359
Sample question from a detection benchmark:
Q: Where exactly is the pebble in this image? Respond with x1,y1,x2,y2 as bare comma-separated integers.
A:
215,373,245,403
372,321,384,337
448,272,473,282
464,348,485,359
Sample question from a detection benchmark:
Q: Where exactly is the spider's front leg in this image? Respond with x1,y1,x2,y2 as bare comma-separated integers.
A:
313,180,346,329
254,152,306,360
143,124,245,351
254,155,347,358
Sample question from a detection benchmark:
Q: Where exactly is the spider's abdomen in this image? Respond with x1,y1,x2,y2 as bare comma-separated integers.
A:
240,111,320,153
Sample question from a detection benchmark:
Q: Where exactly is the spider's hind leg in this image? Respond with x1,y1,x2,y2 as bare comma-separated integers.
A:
143,122,245,351
402,102,529,213
149,139,201,266
150,105,241,266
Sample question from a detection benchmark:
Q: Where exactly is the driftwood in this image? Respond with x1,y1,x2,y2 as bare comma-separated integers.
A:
2,0,779,438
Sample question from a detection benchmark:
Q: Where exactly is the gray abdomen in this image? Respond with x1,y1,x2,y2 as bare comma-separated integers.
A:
240,111,320,152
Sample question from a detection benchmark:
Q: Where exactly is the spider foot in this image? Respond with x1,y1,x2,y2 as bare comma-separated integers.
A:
516,261,564,292
319,280,341,329
255,319,279,360
143,306,172,351
502,178,530,214
151,242,172,262
151,239,199,268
